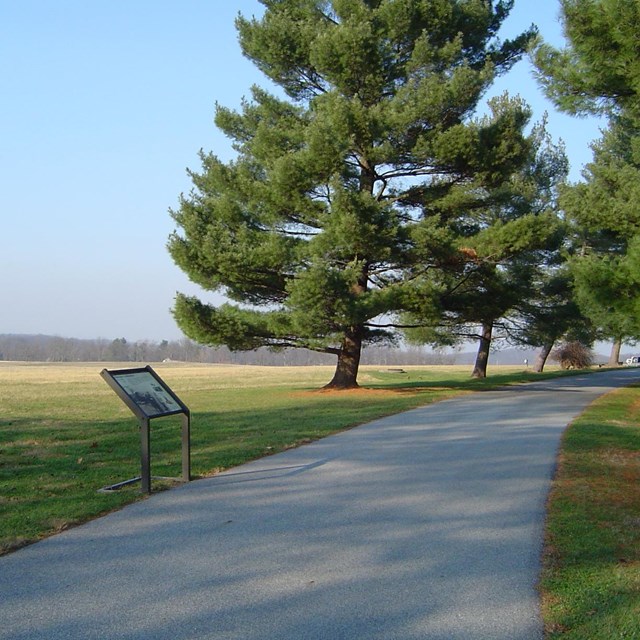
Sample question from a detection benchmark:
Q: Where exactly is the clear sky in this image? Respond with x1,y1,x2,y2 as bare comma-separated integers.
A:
0,1,605,342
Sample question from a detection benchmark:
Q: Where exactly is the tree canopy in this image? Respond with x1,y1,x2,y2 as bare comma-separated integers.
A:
403,117,568,377
534,0,640,121
534,0,640,356
168,0,541,387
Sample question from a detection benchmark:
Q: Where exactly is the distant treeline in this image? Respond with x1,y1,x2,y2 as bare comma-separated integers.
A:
0,334,458,366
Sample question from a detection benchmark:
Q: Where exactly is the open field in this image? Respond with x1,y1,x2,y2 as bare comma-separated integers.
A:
1,360,571,554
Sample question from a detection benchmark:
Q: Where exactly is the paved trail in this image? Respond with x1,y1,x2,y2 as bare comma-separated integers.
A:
1,368,638,640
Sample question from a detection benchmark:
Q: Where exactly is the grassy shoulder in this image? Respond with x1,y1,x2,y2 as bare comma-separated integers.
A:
541,383,640,639
0,361,578,555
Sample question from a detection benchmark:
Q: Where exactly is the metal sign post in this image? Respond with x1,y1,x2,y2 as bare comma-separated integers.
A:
181,412,190,485
141,417,151,494
100,365,191,494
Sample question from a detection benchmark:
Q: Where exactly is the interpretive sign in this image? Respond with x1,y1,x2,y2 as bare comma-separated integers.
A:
101,366,186,418
100,365,191,493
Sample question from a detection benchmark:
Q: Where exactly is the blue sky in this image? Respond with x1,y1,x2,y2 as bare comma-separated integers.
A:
1,1,605,342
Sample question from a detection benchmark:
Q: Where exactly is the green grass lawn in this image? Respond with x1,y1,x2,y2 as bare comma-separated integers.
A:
0,360,572,554
540,383,640,639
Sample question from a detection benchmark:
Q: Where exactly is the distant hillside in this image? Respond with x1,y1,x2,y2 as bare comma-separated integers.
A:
0,334,614,367
0,334,439,365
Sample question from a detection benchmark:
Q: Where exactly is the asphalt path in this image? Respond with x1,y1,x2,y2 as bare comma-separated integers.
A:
2,368,639,640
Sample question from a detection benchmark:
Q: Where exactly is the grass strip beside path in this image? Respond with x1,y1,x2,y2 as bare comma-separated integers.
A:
541,383,640,639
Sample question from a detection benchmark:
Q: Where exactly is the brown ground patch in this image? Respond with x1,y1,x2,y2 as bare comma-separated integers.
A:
600,449,640,486
291,386,447,398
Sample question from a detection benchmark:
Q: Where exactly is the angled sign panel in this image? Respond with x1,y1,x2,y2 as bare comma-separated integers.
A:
101,365,188,419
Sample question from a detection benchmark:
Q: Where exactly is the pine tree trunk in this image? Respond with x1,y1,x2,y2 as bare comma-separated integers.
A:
324,329,363,389
608,337,622,367
533,341,554,373
324,253,369,389
471,322,493,379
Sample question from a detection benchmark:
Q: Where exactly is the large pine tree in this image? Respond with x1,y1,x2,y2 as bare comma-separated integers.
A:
169,0,534,388
562,123,640,353
403,115,568,377
534,1,640,353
